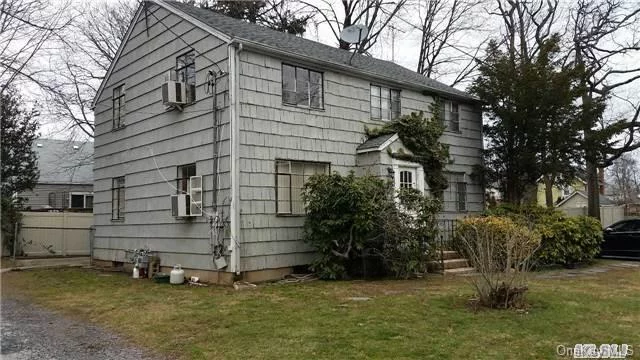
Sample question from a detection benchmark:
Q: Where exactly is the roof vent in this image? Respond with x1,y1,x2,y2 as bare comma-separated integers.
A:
73,145,79,150
36,143,43,147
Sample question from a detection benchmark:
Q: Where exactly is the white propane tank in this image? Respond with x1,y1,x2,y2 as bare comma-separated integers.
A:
133,266,140,279
170,264,185,284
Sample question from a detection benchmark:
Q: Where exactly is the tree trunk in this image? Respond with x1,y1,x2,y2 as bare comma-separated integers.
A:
586,161,600,220
544,176,554,208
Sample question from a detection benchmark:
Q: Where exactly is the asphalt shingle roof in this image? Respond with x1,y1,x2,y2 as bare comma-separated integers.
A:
34,139,93,184
163,1,476,101
356,133,396,151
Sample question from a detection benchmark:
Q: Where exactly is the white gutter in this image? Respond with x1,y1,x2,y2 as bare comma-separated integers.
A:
228,41,242,275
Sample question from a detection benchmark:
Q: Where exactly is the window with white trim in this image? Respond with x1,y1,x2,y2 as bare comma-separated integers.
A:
276,160,329,215
371,85,400,121
70,192,94,209
440,100,460,132
399,169,415,189
443,172,467,212
282,64,323,109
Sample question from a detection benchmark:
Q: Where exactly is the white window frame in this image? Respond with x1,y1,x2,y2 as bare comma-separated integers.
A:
69,192,94,209
371,85,401,121
392,159,425,194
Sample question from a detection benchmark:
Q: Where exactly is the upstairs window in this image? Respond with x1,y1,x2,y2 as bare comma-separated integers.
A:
371,85,400,121
112,177,125,220
440,100,460,132
176,163,196,194
276,160,329,215
176,51,196,103
112,84,125,129
282,64,323,109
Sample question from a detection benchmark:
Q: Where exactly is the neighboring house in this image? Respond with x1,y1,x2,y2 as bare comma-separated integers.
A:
536,178,587,207
20,139,94,210
91,0,483,283
556,191,616,210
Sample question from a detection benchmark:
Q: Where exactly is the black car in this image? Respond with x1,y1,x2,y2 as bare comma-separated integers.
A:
601,219,640,259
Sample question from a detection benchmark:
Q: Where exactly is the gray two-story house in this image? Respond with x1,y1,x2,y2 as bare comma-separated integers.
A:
92,0,483,283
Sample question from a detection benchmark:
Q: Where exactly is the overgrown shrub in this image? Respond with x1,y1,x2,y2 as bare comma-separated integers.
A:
456,216,541,309
484,205,603,267
535,216,603,266
302,172,440,279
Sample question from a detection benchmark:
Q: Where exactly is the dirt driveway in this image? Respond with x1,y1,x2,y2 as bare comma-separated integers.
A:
1,297,162,360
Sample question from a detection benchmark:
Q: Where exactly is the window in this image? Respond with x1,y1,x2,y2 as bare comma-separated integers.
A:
112,177,125,220
443,172,467,212
69,193,94,209
399,169,415,189
176,51,196,103
112,85,125,129
276,160,329,215
282,64,323,109
440,100,460,132
371,85,400,121
176,163,197,194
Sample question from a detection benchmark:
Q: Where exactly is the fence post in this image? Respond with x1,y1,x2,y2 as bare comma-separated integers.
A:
89,225,95,265
12,221,18,261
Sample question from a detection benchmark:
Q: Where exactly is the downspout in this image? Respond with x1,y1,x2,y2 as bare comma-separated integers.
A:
228,41,243,275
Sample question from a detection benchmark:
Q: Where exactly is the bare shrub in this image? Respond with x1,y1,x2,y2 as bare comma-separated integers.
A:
456,216,541,309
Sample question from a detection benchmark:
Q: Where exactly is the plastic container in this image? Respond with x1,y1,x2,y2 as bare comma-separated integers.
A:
170,264,185,284
133,265,140,279
153,273,170,284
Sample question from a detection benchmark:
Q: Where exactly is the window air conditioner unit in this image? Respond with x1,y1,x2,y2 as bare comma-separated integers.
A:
170,176,203,217
171,194,190,217
162,71,186,106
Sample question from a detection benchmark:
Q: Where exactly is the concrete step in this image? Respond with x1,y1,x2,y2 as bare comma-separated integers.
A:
441,250,461,260
428,258,469,271
443,267,477,275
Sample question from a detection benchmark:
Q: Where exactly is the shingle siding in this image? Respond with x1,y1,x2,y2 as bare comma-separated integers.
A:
237,51,483,272
92,4,231,269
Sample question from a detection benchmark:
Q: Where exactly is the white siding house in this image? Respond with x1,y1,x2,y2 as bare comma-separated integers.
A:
92,0,483,283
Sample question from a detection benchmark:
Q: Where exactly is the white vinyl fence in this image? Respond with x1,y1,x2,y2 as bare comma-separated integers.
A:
15,212,93,257
560,206,625,227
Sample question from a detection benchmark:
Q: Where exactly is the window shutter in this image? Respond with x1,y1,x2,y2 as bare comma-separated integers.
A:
189,175,203,216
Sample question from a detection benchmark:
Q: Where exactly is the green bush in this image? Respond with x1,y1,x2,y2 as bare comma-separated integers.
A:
302,172,440,279
484,205,603,266
535,215,603,266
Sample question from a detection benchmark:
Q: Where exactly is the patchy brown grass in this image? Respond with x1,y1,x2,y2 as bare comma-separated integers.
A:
2,261,639,359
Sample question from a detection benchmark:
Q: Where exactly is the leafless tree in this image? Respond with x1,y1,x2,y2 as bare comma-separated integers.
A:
413,0,487,87
570,0,640,219
0,0,71,92
607,152,640,204
491,0,560,63
304,0,408,54
35,0,135,139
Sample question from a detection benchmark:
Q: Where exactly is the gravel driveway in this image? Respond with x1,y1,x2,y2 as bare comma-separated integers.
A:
1,298,163,360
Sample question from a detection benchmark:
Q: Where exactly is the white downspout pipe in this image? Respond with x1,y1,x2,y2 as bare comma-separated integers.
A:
228,41,242,275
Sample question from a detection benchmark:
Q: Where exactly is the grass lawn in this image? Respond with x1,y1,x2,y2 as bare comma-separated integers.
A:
2,262,639,359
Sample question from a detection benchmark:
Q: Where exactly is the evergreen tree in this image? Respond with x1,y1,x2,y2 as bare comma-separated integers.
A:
1,87,40,202
199,0,311,36
470,37,585,205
